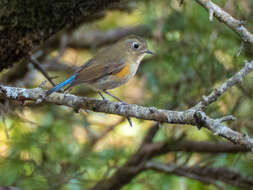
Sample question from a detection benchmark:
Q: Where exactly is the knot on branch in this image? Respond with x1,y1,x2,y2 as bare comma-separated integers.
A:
239,20,247,27
193,111,206,130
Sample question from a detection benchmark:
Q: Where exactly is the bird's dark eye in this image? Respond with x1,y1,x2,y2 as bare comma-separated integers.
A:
132,42,140,49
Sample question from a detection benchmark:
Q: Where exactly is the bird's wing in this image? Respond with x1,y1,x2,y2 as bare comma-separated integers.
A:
72,54,126,86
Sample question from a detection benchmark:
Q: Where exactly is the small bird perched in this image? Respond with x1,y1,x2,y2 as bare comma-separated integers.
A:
46,35,153,98
46,35,153,125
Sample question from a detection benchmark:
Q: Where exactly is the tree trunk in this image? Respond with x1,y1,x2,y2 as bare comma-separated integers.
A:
0,0,120,71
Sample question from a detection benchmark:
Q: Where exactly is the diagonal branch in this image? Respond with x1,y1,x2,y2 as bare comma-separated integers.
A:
90,139,250,190
193,61,253,110
146,162,224,190
145,161,253,189
194,0,253,45
30,58,56,87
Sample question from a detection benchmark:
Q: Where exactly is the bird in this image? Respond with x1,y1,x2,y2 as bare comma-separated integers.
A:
45,35,153,126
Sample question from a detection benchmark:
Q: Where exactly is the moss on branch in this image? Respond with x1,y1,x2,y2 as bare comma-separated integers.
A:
0,0,121,71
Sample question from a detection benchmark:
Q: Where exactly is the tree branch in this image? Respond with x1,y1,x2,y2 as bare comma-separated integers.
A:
144,141,249,156
90,139,249,190
89,2,253,188
194,0,253,45
146,162,224,190
193,61,253,110
145,161,253,189
1,61,253,149
30,57,56,87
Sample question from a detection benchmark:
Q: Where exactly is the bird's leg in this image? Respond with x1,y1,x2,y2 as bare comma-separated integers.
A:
99,92,106,100
64,85,74,94
125,117,133,127
103,90,127,103
102,90,132,127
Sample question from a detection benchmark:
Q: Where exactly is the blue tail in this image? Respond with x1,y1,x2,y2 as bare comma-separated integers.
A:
46,74,77,96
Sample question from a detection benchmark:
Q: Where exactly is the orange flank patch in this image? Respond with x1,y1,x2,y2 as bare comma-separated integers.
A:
114,64,130,79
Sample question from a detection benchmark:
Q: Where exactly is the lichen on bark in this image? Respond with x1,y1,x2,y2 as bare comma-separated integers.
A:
0,0,121,71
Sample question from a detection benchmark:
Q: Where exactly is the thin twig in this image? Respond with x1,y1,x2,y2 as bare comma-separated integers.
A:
193,60,253,110
30,58,56,87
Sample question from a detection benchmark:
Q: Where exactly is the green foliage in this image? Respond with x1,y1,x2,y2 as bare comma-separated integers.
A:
1,0,253,189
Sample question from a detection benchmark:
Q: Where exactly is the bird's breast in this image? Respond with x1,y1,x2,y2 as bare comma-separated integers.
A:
114,62,139,81
114,64,130,78
87,62,140,90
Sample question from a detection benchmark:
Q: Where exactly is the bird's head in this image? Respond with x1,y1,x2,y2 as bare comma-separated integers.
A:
115,35,153,64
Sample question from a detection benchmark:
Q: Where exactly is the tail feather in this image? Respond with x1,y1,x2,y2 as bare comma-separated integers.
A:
46,74,77,96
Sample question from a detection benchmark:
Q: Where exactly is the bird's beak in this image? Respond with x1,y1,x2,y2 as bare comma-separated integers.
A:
144,49,154,55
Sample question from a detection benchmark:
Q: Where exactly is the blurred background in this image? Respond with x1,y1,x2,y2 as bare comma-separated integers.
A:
1,0,253,189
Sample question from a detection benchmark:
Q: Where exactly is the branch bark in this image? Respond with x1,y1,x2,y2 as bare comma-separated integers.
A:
1,61,253,149
194,0,253,45
193,61,253,110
